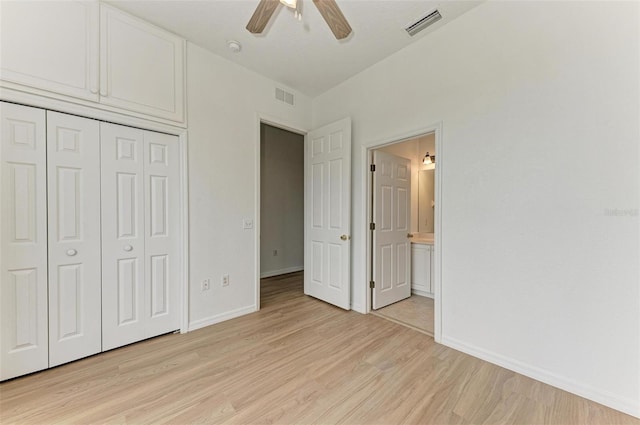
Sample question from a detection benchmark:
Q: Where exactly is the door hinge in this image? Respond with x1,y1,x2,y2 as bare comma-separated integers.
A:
369,222,375,230
370,164,376,172
369,280,375,288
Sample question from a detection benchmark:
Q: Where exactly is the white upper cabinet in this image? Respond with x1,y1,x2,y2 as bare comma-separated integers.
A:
0,2,186,124
0,1,100,102
100,4,185,122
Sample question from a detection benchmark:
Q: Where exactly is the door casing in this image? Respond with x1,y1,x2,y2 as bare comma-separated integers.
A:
363,122,443,343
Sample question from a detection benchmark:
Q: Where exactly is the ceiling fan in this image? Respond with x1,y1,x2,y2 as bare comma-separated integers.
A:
246,0,352,40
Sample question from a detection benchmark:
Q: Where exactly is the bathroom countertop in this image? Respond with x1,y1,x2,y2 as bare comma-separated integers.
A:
411,237,434,245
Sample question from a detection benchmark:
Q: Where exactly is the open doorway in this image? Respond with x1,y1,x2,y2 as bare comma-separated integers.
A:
255,116,352,313
259,123,305,308
368,131,437,336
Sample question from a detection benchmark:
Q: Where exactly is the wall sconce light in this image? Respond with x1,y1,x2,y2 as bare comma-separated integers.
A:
423,152,435,165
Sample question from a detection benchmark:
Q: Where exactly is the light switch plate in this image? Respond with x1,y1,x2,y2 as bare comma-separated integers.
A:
243,218,253,229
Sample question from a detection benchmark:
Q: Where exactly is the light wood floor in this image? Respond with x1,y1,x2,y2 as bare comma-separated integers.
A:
372,295,434,335
1,272,638,424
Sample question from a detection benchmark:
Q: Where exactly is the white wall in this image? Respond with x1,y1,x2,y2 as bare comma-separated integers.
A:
312,1,639,417
187,42,311,328
260,124,304,277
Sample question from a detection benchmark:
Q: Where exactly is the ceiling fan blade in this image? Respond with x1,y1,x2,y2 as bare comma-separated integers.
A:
246,0,280,34
313,0,352,40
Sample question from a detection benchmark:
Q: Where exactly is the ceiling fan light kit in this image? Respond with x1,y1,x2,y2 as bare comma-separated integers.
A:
246,0,352,40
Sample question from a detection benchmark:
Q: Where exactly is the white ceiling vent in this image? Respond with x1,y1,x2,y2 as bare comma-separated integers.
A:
405,10,442,37
275,87,294,106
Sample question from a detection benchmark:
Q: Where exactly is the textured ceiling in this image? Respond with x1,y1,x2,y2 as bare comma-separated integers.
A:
107,0,482,97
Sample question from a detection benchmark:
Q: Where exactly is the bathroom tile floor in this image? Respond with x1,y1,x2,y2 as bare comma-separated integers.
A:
372,294,434,336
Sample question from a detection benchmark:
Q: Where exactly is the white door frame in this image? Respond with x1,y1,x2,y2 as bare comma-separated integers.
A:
363,122,443,342
0,88,191,335
253,113,308,311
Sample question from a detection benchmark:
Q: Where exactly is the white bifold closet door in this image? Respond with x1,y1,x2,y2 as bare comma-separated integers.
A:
100,122,180,351
46,111,102,367
0,102,48,380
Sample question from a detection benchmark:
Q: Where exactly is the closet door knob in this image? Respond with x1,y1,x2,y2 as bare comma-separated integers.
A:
66,249,77,256
123,245,133,252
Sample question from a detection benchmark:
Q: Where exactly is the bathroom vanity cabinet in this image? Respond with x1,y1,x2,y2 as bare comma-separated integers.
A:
411,241,434,298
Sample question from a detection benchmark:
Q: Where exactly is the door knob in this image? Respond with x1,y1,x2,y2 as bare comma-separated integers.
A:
123,244,133,252
407,233,414,238
340,234,351,241
66,249,77,256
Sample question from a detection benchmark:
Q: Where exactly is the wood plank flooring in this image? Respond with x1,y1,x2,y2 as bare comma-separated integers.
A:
1,271,638,424
372,295,434,335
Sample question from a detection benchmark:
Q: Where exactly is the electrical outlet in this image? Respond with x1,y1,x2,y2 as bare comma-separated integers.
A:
202,279,210,291
273,249,278,256
222,274,230,287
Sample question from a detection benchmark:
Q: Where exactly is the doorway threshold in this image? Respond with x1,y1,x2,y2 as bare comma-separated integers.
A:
370,295,434,337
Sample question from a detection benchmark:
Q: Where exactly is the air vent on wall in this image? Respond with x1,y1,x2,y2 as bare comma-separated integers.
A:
275,87,294,105
405,10,442,37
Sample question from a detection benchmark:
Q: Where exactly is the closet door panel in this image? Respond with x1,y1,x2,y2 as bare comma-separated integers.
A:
101,122,145,350
0,102,48,380
144,131,180,337
47,111,102,367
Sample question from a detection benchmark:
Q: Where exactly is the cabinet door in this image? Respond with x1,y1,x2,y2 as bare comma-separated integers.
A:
100,122,146,351
46,112,102,367
0,1,99,101
144,131,181,338
410,244,430,295
100,4,185,122
0,102,48,380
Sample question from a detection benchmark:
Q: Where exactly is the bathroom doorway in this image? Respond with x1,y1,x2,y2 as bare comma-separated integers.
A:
368,131,437,336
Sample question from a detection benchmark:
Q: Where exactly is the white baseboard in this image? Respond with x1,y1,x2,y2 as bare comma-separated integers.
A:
441,336,640,419
411,288,433,298
260,266,304,278
188,305,257,332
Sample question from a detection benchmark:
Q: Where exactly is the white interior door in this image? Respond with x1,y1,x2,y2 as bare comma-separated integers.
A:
143,130,180,338
304,117,351,310
46,111,102,366
372,150,411,309
0,102,48,380
101,122,145,350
